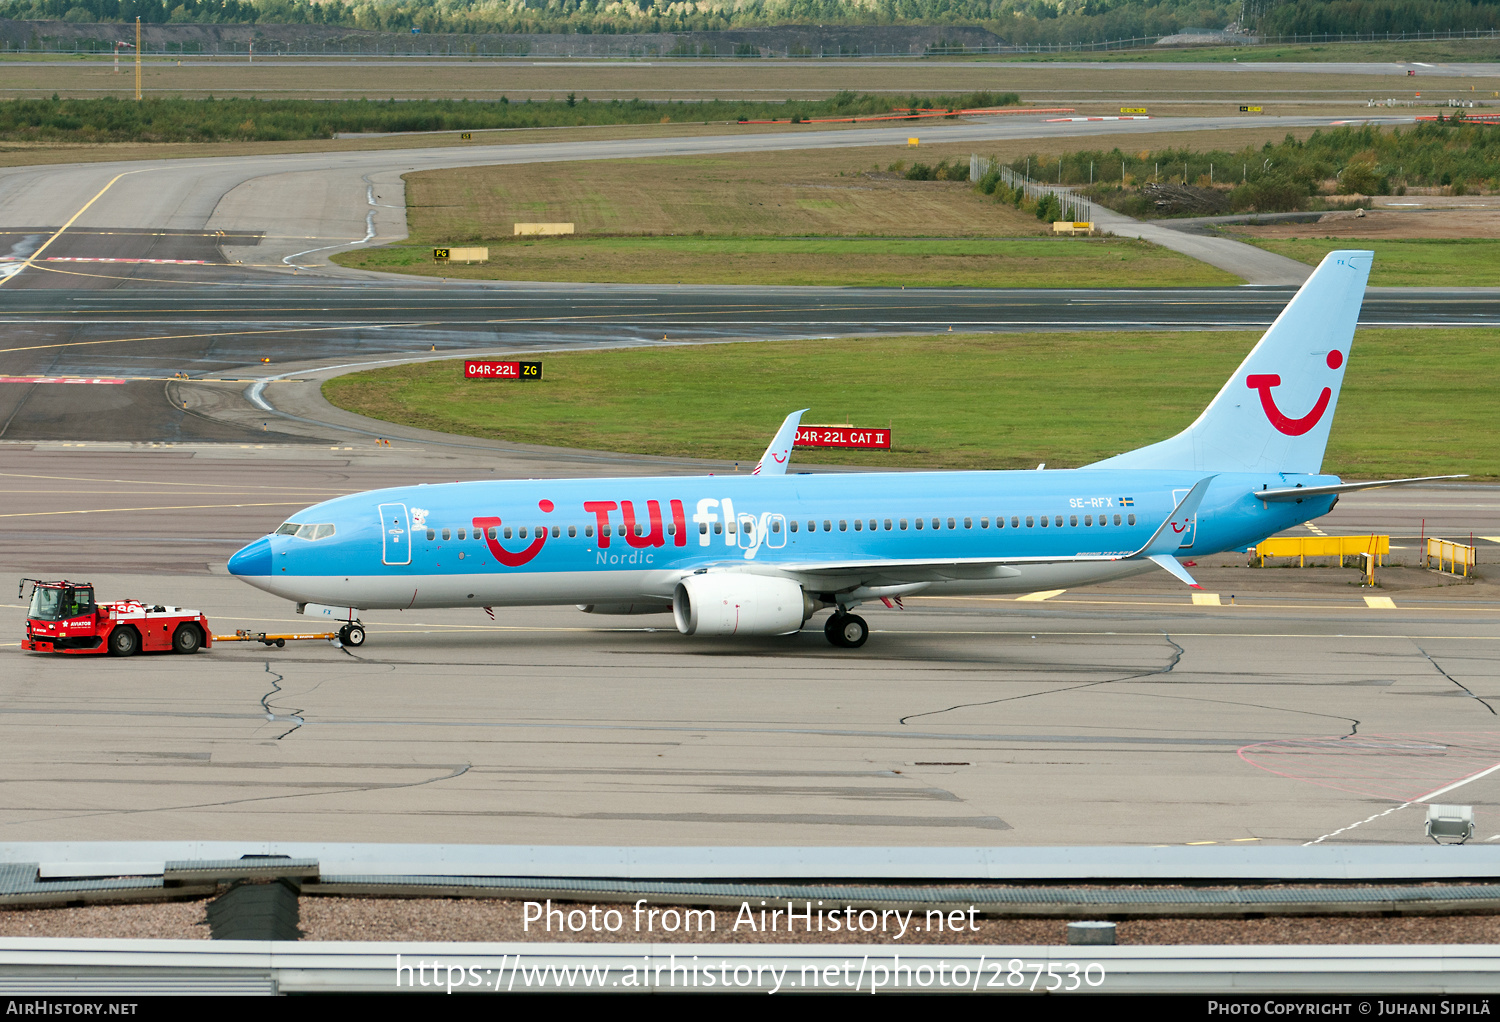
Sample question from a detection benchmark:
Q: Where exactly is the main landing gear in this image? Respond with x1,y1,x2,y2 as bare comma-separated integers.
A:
824,612,869,649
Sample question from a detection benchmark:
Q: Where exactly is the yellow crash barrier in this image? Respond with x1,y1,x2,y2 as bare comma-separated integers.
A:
1255,535,1389,568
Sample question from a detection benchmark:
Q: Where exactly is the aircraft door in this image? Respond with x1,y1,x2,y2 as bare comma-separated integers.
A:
379,503,412,565
1170,489,1198,548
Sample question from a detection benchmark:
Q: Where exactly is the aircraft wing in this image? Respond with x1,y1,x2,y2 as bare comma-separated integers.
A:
753,409,808,476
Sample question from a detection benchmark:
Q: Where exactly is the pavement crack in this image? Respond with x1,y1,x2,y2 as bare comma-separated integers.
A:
259,660,304,739
898,631,1185,725
1415,643,1496,716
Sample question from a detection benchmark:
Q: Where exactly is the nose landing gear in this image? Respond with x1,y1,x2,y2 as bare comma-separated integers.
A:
337,623,366,647
824,612,868,648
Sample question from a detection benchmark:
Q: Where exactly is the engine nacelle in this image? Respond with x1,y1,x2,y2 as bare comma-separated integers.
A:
672,573,811,637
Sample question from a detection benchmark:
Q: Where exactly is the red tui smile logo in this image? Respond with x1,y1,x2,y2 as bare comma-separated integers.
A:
473,499,553,568
1245,351,1343,437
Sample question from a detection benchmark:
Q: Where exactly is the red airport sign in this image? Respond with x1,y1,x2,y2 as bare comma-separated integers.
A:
795,425,891,449
464,360,542,380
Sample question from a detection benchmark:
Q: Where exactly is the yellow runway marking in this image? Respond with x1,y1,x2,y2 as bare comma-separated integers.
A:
0,470,355,493
1365,596,1398,609
0,502,310,518
0,169,147,288
1482,536,1500,544
0,320,442,355
1015,589,1066,602
1191,593,1222,606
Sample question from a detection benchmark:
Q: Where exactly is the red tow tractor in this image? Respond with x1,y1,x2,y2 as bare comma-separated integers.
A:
20,579,210,656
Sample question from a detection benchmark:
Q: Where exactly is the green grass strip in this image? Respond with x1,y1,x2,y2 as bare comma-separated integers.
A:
323,328,1499,479
1239,238,1500,287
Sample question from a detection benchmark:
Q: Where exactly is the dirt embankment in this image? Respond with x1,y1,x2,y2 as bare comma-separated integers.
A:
1228,209,1500,240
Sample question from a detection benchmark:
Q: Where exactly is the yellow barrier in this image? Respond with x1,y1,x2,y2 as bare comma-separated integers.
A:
1255,535,1389,568
433,246,489,263
1425,538,1476,578
1052,221,1095,235
514,223,575,236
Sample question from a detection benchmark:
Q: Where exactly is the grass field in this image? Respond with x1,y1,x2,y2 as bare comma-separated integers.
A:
0,55,1476,111
1236,238,1500,286
340,235,1231,287
322,328,1500,479
331,145,1249,286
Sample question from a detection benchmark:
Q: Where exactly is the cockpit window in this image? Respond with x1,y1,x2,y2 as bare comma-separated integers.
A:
276,522,336,540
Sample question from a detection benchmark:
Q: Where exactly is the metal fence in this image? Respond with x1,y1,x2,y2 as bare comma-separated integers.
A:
971,157,1096,223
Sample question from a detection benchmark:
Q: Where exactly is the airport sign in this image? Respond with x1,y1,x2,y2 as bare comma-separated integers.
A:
464,361,542,381
795,425,891,449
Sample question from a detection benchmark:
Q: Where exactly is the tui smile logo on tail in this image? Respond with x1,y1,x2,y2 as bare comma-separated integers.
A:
1245,350,1343,437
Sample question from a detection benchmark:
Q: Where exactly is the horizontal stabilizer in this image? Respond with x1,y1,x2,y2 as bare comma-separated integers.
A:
1256,474,1468,502
1149,554,1203,589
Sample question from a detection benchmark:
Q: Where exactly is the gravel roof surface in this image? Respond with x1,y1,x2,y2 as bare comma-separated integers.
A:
7,898,1500,945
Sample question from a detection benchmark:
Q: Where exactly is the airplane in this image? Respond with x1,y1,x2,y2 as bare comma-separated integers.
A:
228,249,1459,649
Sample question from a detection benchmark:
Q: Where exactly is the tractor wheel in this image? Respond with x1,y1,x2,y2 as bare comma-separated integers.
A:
171,624,202,654
107,627,139,657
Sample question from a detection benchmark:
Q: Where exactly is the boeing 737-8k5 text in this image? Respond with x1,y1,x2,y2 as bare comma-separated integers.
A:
227,251,1456,648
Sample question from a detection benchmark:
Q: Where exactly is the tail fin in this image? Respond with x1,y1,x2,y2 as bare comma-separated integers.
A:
1088,249,1371,475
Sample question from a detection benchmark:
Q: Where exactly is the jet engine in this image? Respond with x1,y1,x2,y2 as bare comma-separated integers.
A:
672,573,814,637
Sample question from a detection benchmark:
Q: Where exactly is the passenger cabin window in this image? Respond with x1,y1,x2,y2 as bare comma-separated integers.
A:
1128,514,1137,526
568,526,577,538
1085,515,1092,526
442,528,451,541
1055,516,1064,528
899,519,908,530
458,528,466,540
1113,514,1122,526
771,519,782,533
823,520,832,532
1070,516,1078,527
853,520,862,531
1026,516,1035,528
931,518,940,530
839,521,847,532
586,525,595,537
1011,516,1020,528
884,519,892,531
914,518,923,530
426,529,436,540
1039,516,1048,528
503,527,512,539
552,526,560,538
963,517,972,529
790,521,799,533
950,518,958,530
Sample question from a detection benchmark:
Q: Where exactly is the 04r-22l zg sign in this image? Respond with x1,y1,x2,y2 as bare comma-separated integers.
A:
464,361,542,380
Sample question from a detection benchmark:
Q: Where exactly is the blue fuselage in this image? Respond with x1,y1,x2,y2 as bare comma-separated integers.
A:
228,468,1336,610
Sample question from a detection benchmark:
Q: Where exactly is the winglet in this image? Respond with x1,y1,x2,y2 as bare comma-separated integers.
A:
1149,554,1203,589
1134,476,1216,558
753,409,808,476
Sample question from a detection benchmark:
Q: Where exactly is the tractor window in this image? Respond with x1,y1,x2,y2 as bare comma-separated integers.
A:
65,587,94,618
28,586,63,621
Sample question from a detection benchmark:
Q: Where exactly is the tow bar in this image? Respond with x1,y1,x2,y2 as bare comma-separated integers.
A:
213,629,338,648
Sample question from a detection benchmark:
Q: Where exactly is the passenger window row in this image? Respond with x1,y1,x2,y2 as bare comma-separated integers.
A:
421,512,1140,543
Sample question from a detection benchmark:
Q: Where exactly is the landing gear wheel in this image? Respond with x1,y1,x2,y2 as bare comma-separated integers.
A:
824,613,868,649
339,624,365,648
107,626,139,657
171,623,202,654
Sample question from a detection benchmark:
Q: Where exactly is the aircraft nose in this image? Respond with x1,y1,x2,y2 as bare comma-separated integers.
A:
228,535,273,577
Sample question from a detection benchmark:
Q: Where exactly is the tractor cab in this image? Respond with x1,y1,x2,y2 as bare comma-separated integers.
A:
26,580,96,626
